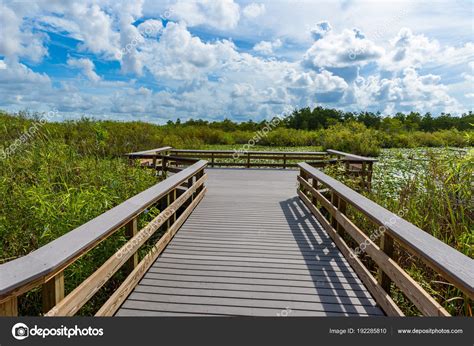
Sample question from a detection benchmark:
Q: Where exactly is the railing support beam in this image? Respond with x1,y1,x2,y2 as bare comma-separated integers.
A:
42,272,64,313
378,233,395,293
0,296,18,316
125,217,138,273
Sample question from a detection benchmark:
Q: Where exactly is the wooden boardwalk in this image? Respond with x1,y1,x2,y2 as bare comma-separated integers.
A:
117,169,383,317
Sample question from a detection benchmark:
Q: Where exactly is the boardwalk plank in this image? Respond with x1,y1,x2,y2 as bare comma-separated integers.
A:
137,279,375,300
127,292,383,315
133,285,378,307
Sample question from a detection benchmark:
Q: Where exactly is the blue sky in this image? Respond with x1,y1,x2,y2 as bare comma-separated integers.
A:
0,0,473,123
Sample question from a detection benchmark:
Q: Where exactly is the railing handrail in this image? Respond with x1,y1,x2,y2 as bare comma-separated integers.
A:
126,146,173,157
327,149,378,162
298,162,474,298
0,160,207,299
170,149,327,155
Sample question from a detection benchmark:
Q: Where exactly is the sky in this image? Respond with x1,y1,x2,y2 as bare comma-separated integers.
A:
0,0,473,123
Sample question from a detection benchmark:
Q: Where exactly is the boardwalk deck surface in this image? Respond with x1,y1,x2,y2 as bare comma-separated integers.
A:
117,169,384,316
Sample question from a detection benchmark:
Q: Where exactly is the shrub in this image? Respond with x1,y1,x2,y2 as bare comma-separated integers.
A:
321,121,381,156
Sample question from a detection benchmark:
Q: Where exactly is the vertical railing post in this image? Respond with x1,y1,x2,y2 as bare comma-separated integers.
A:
0,296,18,316
311,177,318,206
283,154,287,169
378,233,395,292
344,160,350,172
124,217,138,273
299,168,307,194
166,191,172,230
330,192,339,230
159,193,169,232
161,156,168,175
196,169,204,194
246,152,250,168
42,272,65,313
360,161,368,190
187,176,195,205
170,189,177,224
367,162,373,191
337,198,347,236
211,152,215,168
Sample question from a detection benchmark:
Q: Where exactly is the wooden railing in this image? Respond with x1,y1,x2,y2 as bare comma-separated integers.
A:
126,148,377,172
0,160,207,316
125,146,173,157
297,163,473,316
169,149,330,169
326,149,377,190
127,147,377,188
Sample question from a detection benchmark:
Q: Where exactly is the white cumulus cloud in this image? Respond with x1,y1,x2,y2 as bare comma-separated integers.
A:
380,28,440,71
67,58,101,82
253,39,282,55
303,24,385,68
242,3,266,19
170,0,240,30
351,67,461,114
310,21,332,41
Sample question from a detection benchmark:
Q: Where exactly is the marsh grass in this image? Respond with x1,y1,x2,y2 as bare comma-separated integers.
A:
0,138,158,315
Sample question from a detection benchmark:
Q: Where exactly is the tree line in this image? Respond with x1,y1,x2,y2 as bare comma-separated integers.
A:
168,107,473,132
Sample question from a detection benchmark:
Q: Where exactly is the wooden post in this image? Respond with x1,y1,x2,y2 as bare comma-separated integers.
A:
211,152,215,168
166,191,171,229
378,233,394,293
361,162,367,190
159,195,169,233
161,156,168,174
337,198,347,236
196,170,204,194
246,152,250,168
187,177,194,205
299,169,307,193
283,154,287,169
124,217,138,273
311,177,318,206
331,192,339,230
0,296,18,316
367,162,373,191
42,272,65,313
344,160,350,172
171,189,177,224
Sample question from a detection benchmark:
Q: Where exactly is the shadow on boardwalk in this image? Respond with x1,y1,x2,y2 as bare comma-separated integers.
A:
280,196,383,316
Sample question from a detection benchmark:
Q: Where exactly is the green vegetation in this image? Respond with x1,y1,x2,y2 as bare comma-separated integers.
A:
0,109,472,316
0,113,160,315
2,108,472,158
